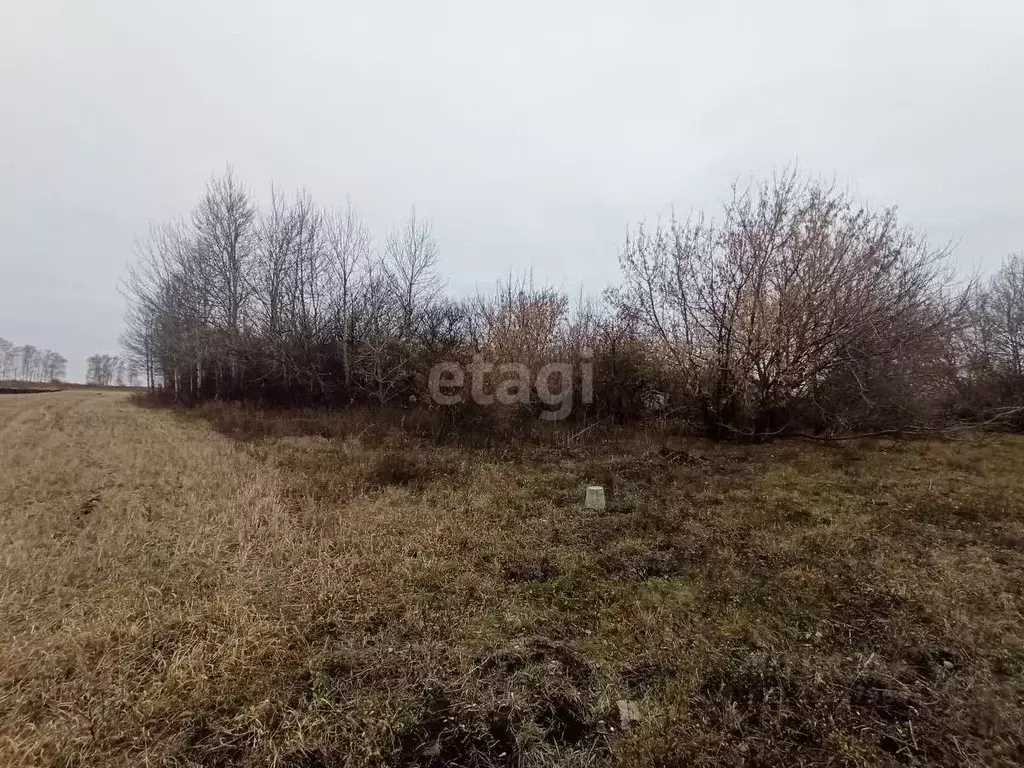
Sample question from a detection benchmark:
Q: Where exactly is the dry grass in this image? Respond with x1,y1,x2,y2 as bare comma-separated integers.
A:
2,391,1023,766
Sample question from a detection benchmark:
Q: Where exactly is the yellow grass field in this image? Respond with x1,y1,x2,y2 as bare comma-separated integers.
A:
2,390,1023,766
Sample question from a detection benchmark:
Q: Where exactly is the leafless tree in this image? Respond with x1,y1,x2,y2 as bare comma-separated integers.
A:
979,253,1024,380
193,167,256,395
613,170,968,437
958,254,1024,420
42,351,67,381
122,171,447,407
120,165,995,437
86,354,120,386
325,198,371,391
0,338,14,380
19,345,38,381
384,208,442,339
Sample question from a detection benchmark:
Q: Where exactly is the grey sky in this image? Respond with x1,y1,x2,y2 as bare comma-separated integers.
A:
2,1,1022,380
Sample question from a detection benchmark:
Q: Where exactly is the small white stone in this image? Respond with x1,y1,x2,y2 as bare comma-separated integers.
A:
585,485,606,510
616,699,641,728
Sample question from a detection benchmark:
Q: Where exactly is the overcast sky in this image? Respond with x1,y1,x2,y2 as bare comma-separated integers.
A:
2,1,1022,380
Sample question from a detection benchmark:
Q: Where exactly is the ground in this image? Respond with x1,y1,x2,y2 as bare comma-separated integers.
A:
1,390,1023,767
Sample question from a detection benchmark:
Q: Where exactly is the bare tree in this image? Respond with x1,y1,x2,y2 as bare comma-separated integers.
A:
0,338,13,379
960,254,1024,418
119,164,991,437
613,170,967,437
249,186,331,397
192,167,256,396
86,354,120,386
325,198,370,392
384,208,442,339
981,253,1024,381
41,351,67,382
19,345,38,381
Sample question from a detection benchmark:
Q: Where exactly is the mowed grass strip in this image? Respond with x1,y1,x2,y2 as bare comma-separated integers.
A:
1,392,1023,766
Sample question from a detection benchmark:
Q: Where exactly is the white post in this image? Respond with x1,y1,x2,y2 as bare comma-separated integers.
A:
585,485,605,511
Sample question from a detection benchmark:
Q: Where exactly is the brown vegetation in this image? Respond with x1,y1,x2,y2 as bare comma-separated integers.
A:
0,383,63,395
119,166,1024,440
0,381,139,394
2,390,1023,766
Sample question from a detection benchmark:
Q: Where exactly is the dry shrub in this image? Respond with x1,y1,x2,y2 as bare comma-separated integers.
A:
614,169,968,439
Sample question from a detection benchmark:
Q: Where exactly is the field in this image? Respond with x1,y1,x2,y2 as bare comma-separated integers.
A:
1,391,1023,767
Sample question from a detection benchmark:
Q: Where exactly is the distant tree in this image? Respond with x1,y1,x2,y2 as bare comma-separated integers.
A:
0,338,13,379
85,355,99,385
10,347,24,379
86,354,120,386
125,360,141,387
41,350,67,382
0,339,68,382
20,345,38,381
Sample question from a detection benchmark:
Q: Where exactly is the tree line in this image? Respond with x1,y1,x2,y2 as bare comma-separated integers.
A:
0,338,67,383
85,354,139,387
120,167,1024,439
